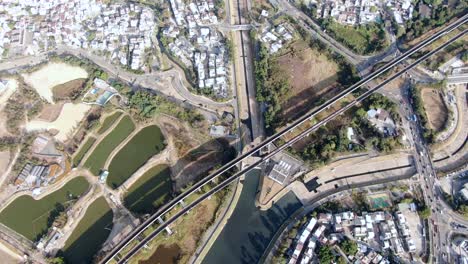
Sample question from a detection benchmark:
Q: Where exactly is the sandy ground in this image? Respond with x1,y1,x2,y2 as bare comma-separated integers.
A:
0,241,22,264
37,103,64,122
421,88,448,131
0,79,18,107
0,79,18,137
26,103,91,141
0,151,10,174
21,62,88,104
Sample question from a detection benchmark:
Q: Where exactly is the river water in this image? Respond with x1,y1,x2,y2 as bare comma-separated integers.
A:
202,169,302,264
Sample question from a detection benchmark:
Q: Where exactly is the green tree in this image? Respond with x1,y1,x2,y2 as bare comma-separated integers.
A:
340,238,358,255
318,245,334,264
419,206,431,219
48,257,66,264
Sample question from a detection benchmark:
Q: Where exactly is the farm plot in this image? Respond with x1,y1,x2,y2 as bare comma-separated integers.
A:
73,137,97,166
124,164,172,214
421,88,449,132
62,197,113,264
83,115,135,175
107,125,166,189
277,41,340,120
22,63,88,104
0,177,89,241
97,111,123,134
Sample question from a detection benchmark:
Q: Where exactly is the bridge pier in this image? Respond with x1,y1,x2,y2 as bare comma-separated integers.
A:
157,217,172,235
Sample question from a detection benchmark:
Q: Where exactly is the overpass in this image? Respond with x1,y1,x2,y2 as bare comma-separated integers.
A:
100,15,468,264
447,73,468,85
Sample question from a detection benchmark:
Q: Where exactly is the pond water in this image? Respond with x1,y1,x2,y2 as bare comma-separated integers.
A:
139,243,181,264
202,169,302,264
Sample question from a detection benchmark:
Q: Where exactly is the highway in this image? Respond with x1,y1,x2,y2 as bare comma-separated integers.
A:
100,16,468,263
400,76,468,262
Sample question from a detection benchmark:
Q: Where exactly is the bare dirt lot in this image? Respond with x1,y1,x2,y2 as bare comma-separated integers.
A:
37,103,64,122
277,41,339,120
0,151,10,173
22,62,88,103
26,103,91,141
421,88,448,132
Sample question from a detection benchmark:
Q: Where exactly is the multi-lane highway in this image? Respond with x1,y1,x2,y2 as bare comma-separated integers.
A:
100,15,468,263
400,70,468,263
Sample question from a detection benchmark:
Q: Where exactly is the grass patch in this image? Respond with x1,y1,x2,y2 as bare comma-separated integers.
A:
62,197,113,264
130,191,225,264
83,115,135,175
124,164,172,214
322,20,388,55
73,137,96,166
0,177,89,241
97,111,123,134
107,125,166,189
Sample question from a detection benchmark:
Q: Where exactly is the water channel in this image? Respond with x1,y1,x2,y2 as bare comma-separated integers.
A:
202,169,302,264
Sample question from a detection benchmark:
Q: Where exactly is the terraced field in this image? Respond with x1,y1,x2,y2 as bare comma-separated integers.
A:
62,197,113,264
73,137,96,166
83,115,135,175
107,125,166,189
0,177,89,241
124,164,172,214
97,111,123,134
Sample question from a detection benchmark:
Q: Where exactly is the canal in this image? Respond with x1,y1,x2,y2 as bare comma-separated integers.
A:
202,169,302,264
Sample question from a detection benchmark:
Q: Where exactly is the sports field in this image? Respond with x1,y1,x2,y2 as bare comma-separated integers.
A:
367,193,392,210
62,197,113,264
107,125,166,189
0,177,89,241
83,115,135,175
97,111,123,134
124,164,172,214
73,137,96,166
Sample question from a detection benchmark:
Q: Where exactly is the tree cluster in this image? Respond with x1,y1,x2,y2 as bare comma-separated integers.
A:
127,89,204,126
403,0,466,42
408,85,436,143
255,44,290,133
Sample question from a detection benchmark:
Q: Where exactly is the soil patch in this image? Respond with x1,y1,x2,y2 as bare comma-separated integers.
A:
52,78,87,101
421,88,448,132
277,41,339,120
37,103,64,122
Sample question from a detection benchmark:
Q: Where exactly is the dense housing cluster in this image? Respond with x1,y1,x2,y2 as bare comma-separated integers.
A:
0,0,155,71
310,0,413,25
259,23,294,54
288,205,420,264
163,0,230,98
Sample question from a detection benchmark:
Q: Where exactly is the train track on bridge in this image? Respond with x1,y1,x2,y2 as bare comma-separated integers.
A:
100,14,468,264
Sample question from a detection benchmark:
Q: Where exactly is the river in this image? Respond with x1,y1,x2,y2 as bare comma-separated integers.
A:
202,169,302,264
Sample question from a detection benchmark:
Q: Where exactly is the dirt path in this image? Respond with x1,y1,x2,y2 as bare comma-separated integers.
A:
0,240,23,263
119,147,173,193
0,149,17,189
47,183,102,254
